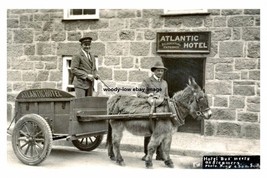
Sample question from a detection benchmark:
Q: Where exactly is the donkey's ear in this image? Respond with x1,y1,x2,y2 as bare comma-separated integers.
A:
203,88,206,93
188,76,197,85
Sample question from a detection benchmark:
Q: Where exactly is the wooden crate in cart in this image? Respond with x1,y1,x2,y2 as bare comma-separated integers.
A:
11,88,109,165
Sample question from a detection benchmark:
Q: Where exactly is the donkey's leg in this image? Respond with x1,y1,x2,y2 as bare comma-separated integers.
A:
161,134,174,168
111,122,125,166
145,134,163,168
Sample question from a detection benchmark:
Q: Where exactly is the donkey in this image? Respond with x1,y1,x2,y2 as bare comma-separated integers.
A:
106,77,212,168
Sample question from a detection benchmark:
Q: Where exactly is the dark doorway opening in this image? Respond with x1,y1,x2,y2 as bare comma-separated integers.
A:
162,57,206,134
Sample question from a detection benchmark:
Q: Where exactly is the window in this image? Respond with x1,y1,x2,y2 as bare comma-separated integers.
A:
63,9,99,20
163,9,209,16
62,56,75,93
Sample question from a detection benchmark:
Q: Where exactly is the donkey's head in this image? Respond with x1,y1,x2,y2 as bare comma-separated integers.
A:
186,77,212,120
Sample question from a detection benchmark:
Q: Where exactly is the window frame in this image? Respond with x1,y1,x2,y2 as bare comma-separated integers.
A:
62,56,75,93
63,9,99,20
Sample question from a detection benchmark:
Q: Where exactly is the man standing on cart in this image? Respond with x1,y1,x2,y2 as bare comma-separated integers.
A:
71,36,99,97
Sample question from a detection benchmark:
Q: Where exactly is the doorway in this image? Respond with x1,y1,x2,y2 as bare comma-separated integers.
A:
162,57,206,134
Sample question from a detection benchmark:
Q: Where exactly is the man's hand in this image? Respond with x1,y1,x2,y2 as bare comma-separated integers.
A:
87,74,94,81
94,74,100,80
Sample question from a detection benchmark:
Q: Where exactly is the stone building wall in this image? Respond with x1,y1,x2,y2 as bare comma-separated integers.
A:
7,9,260,139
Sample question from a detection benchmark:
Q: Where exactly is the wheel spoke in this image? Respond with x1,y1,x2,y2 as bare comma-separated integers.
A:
20,141,29,149
33,144,40,155
35,142,43,150
89,137,93,143
33,130,43,138
24,144,30,155
19,130,28,137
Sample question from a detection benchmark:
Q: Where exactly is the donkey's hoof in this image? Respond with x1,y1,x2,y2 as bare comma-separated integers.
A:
116,160,126,166
145,160,153,169
164,159,174,168
109,156,116,161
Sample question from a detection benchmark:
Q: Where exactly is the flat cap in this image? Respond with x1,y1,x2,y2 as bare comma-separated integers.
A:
79,37,92,43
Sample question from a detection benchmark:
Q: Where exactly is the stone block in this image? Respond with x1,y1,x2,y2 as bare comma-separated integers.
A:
37,71,49,81
49,71,62,81
67,32,82,41
104,57,120,66
215,63,233,72
219,42,243,57
229,96,245,109
212,28,231,41
100,9,116,18
247,42,260,58
244,9,260,15
129,70,149,82
42,22,54,31
242,27,260,41
106,42,128,56
98,67,112,80
13,82,27,91
99,31,117,41
119,30,135,41
204,120,216,136
117,9,136,18
34,14,50,21
205,81,231,95
35,31,50,41
216,122,241,137
41,82,57,89
238,112,258,122
249,71,260,80
210,108,236,121
121,57,134,68
22,71,37,81
228,16,254,27
45,62,58,70
233,28,241,40
109,19,125,30
91,42,106,56
24,45,35,55
89,20,109,30
14,29,33,43
130,19,150,28
215,72,240,80
51,32,66,42
7,19,19,28
37,43,56,55
206,63,214,80
144,30,156,40
242,124,260,139
130,42,150,56
114,70,127,81
7,71,22,81
235,59,257,70
247,103,260,112
214,17,227,27
140,57,161,69
214,96,228,107
233,85,255,96
142,9,163,18
57,43,80,56
151,18,164,28
76,21,89,30
221,9,242,15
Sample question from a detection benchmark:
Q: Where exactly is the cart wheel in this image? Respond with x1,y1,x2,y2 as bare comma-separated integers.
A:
12,114,52,165
72,135,103,151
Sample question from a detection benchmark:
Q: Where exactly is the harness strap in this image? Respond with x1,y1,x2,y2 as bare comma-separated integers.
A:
148,98,157,133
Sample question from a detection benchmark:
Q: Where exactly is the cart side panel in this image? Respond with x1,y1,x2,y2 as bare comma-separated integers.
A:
15,88,74,135
69,97,109,136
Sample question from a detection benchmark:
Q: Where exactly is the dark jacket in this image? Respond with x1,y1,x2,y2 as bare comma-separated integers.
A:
137,76,169,98
71,50,97,89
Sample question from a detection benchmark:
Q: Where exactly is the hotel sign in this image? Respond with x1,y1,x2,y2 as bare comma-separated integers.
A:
156,32,211,53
